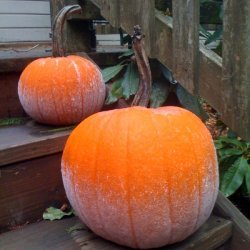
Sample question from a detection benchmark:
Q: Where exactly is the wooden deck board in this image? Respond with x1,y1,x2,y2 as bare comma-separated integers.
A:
0,215,232,249
0,120,72,166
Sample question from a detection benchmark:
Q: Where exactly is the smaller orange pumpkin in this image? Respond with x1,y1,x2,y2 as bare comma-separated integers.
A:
18,5,105,125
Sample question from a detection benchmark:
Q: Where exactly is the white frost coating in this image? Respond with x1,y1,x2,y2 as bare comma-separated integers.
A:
196,150,219,229
70,59,84,120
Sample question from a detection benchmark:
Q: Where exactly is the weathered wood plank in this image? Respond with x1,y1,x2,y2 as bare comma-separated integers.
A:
0,217,80,250
221,0,250,139
50,0,93,53
0,121,72,166
0,28,51,42
154,10,248,140
172,0,199,94
0,14,51,28
91,0,120,27
0,154,66,233
119,0,155,57
214,192,250,250
0,1,50,15
0,215,232,249
90,2,249,138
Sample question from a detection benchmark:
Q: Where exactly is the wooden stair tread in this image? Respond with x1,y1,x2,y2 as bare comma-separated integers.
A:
0,215,232,250
0,121,72,166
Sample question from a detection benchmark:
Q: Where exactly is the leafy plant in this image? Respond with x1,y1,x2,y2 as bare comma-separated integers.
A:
215,134,250,197
102,48,207,121
199,0,223,54
0,117,29,127
43,207,74,221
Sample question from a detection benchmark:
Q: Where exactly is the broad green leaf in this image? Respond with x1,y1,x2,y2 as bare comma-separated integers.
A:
199,24,210,38
245,165,250,195
118,49,134,59
111,78,124,97
205,27,223,45
43,207,74,221
150,81,171,108
105,79,123,105
176,84,208,120
101,64,126,83
121,62,139,99
214,140,226,150
218,148,243,158
0,117,29,127
219,155,238,183
121,34,132,45
220,157,248,197
217,136,242,147
159,63,174,83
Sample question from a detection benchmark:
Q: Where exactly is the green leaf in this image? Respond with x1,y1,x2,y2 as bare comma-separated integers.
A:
101,64,126,83
199,24,211,39
118,49,134,59
0,117,29,127
121,34,132,45
176,84,208,120
205,27,223,45
245,165,250,195
150,81,171,108
214,140,226,150
159,63,174,83
220,157,248,197
218,148,243,158
43,207,74,221
243,164,250,196
121,62,139,99
217,136,242,147
105,79,123,105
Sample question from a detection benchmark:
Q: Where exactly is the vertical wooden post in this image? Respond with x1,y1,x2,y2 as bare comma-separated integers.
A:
119,0,155,57
222,0,250,139
50,0,94,54
172,0,200,94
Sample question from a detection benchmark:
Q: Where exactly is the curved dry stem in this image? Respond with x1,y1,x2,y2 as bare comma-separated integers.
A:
52,5,82,57
131,25,152,107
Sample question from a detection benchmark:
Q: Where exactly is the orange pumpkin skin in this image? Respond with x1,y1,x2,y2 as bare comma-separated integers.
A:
61,106,218,249
18,55,105,125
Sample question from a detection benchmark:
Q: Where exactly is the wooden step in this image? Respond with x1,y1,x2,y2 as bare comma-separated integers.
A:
0,120,72,166
0,215,232,250
0,121,72,232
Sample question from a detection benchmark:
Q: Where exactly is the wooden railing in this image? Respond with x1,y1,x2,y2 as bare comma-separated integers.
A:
90,0,250,140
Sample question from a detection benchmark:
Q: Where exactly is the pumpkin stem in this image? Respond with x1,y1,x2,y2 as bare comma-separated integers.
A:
52,5,82,57
131,25,152,107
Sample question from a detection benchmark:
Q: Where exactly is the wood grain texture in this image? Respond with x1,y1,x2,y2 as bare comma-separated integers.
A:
221,0,250,139
90,2,249,138
0,28,51,42
119,0,155,57
0,73,27,118
0,14,51,28
50,0,93,53
214,192,250,250
0,215,232,249
0,154,67,233
0,1,50,14
0,121,72,166
172,0,199,94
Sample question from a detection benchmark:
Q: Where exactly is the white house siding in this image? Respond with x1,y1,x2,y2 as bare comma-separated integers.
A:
0,0,51,43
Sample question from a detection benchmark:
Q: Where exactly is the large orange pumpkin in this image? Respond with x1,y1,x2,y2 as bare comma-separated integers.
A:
61,106,218,249
18,5,105,125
